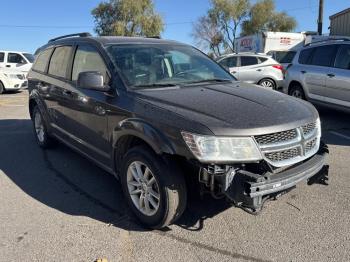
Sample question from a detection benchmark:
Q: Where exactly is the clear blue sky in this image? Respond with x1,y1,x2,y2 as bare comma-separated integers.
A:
0,0,349,53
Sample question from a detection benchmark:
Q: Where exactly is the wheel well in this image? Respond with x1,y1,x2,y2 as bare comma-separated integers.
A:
114,135,156,175
0,80,4,89
29,99,38,119
288,81,303,93
258,78,276,86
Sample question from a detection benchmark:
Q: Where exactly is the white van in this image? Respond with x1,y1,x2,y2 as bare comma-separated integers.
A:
0,51,34,74
0,68,27,94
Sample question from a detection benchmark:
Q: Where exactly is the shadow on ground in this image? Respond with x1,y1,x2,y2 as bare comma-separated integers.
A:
0,119,231,232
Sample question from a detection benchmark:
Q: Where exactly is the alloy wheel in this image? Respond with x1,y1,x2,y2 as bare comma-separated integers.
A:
34,111,45,143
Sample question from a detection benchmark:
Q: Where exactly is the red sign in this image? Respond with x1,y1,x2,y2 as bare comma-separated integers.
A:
241,38,253,47
280,37,292,45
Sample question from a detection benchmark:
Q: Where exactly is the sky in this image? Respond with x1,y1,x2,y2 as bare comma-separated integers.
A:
0,0,349,53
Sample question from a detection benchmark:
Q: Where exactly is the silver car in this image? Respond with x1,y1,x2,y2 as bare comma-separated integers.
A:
283,40,350,111
216,53,284,89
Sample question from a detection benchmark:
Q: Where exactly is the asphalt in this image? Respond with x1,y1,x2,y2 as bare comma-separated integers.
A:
0,91,349,262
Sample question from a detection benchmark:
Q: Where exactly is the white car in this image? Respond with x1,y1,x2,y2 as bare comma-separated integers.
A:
216,53,284,90
0,68,27,94
0,50,34,74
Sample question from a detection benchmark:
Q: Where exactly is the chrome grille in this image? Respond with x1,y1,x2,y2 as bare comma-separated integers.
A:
254,121,320,167
255,129,297,145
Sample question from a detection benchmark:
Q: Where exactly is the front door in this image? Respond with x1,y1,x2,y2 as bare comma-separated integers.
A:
6,52,31,72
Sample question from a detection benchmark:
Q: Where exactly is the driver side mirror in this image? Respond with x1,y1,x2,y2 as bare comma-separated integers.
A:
77,71,110,92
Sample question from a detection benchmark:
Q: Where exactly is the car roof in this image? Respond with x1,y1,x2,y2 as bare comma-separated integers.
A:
0,50,30,53
218,53,271,60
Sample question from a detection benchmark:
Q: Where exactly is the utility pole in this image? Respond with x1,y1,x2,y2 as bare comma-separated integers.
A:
317,0,324,35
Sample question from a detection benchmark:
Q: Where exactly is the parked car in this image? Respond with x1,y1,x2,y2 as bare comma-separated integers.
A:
283,39,350,111
266,50,297,68
28,33,328,229
0,50,34,74
216,53,284,89
0,68,27,94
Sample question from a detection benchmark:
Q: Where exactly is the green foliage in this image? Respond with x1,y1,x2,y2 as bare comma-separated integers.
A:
241,0,296,36
92,0,164,37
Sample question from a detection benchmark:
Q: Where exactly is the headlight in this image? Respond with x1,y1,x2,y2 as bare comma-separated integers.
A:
181,131,262,163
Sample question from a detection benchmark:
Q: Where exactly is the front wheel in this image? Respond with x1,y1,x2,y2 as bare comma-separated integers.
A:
120,146,187,229
0,81,4,94
289,84,306,100
32,106,55,148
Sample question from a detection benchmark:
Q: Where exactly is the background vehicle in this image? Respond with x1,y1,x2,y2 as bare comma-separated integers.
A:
284,39,350,111
266,50,297,68
28,33,328,229
0,68,26,94
217,53,284,89
0,50,34,74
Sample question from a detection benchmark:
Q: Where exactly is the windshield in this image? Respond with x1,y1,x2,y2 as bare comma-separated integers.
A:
271,51,296,64
23,53,35,63
106,44,234,88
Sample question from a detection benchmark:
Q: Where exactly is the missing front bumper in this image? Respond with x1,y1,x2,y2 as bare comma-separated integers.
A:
224,144,329,213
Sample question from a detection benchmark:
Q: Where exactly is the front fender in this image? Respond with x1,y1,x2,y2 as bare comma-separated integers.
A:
112,118,176,155
29,89,52,132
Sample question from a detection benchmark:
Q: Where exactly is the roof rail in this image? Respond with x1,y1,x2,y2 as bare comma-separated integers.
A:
305,36,350,46
48,32,92,43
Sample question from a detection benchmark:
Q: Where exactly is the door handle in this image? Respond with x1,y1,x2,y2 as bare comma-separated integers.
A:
327,73,335,78
62,90,72,96
6,65,10,68
256,69,262,72
301,70,307,74
231,71,237,74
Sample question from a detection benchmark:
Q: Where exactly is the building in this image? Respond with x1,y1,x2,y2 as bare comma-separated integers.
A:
330,8,350,36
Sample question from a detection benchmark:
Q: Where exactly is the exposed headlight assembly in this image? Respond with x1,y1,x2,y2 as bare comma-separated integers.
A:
181,131,262,163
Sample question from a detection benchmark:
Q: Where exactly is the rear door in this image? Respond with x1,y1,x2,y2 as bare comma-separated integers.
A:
302,45,338,100
325,44,350,107
238,56,262,83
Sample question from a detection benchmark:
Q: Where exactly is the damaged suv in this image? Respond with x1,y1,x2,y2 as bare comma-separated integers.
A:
28,33,328,229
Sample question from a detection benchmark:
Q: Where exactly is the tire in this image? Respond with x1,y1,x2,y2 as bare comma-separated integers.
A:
120,145,187,229
289,83,306,100
0,81,4,94
32,106,54,148
258,78,276,89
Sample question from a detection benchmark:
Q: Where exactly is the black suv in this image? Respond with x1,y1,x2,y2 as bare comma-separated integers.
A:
28,33,328,228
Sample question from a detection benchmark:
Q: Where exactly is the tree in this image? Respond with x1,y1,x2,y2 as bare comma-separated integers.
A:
192,16,224,57
92,0,164,37
241,0,296,36
209,0,250,52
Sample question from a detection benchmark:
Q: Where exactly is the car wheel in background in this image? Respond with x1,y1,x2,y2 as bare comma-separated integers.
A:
289,83,306,100
120,145,187,229
32,106,55,148
0,81,4,94
258,78,276,89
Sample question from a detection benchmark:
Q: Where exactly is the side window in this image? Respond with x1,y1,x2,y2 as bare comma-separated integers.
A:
334,45,350,70
72,45,108,82
258,57,268,63
299,48,314,65
240,56,258,66
0,52,4,62
48,46,72,78
8,53,26,64
219,57,237,67
32,48,53,72
310,45,338,67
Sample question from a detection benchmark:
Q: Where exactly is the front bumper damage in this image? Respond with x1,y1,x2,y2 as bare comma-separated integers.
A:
199,143,329,214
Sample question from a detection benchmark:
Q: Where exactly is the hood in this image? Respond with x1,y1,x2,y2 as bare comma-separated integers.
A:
0,68,25,75
134,82,319,136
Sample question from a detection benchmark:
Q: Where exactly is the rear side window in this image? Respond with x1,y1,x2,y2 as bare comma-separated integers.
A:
0,52,4,62
298,48,314,65
219,57,237,67
32,48,53,72
310,45,338,67
48,46,73,78
335,45,350,70
72,45,108,82
258,57,268,63
279,51,296,64
8,53,26,64
240,56,258,66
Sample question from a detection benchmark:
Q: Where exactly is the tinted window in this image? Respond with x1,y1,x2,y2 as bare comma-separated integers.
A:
299,48,314,65
240,56,258,66
279,51,296,63
48,46,72,78
335,45,350,70
258,57,268,63
310,45,338,67
8,53,26,64
219,57,237,67
72,45,108,82
32,48,53,72
0,52,4,62
23,53,35,63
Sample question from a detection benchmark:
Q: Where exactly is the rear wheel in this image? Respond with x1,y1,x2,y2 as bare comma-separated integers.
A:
289,83,306,100
258,78,276,89
0,81,4,94
32,106,54,148
120,146,187,229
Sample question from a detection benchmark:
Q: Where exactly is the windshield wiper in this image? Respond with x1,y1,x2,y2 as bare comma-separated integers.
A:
133,83,179,89
184,79,232,85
